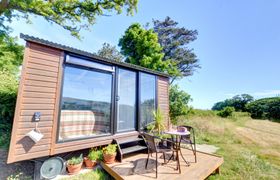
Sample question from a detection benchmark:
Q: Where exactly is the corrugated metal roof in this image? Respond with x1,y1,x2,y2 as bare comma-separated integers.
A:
20,33,170,77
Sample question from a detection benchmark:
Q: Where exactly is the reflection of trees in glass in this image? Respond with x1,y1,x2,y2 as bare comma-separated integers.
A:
140,99,155,128
140,73,156,129
62,97,111,123
118,104,135,130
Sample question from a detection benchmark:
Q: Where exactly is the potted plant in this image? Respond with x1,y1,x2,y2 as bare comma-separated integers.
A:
84,148,103,168
67,154,83,174
103,144,117,164
148,109,166,146
150,108,166,134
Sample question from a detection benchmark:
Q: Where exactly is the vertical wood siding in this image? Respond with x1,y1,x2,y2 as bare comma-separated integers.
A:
157,76,170,128
7,42,63,163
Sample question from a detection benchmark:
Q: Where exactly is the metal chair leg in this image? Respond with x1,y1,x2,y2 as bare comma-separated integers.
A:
194,144,197,163
146,152,150,169
176,150,181,173
190,143,197,163
179,148,189,165
156,152,158,178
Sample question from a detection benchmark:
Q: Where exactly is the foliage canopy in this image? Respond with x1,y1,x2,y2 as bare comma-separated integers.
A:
119,23,179,76
169,84,192,124
0,0,138,39
0,35,23,73
0,71,18,127
212,94,254,112
97,42,124,62
217,106,235,118
153,16,200,83
246,97,280,121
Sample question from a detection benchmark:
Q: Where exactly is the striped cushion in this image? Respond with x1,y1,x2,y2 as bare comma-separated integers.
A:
59,110,109,140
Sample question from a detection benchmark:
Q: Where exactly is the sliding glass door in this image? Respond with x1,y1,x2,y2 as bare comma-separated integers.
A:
140,73,156,129
117,68,137,132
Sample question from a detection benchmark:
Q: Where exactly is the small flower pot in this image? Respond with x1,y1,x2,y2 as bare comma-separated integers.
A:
103,153,116,164
84,157,97,169
67,162,83,175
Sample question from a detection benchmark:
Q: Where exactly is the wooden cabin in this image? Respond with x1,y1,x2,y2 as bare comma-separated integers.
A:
7,34,170,163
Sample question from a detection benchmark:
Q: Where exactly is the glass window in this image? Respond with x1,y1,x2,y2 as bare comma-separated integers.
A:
140,73,156,129
117,69,136,132
66,55,114,72
58,65,112,141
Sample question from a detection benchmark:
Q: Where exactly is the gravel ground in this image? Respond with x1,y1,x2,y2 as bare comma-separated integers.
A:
0,149,34,180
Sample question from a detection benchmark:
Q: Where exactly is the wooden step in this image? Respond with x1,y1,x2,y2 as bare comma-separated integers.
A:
118,137,143,144
122,145,147,155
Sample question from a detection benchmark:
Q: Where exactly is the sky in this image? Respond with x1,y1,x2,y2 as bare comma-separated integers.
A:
9,0,280,109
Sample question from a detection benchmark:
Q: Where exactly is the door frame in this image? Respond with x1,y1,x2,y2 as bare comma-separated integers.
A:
114,67,138,134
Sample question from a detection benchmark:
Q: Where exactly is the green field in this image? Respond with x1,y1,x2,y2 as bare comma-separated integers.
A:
179,110,280,179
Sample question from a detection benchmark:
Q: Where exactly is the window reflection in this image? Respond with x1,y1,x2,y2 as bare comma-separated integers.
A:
59,66,112,141
117,69,136,131
140,73,156,129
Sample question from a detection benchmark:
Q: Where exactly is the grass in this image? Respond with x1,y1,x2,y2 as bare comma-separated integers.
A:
63,168,112,180
178,111,280,179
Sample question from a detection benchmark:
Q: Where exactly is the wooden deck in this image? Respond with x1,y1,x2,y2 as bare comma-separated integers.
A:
107,148,223,180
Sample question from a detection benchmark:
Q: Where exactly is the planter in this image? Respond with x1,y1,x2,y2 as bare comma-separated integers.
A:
67,162,83,175
84,157,97,169
103,153,116,164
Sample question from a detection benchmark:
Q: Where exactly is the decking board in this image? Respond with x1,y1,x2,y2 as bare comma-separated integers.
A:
108,149,223,180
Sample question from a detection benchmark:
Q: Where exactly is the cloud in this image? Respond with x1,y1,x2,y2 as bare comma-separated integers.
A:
251,90,280,97
225,90,280,98
224,93,238,97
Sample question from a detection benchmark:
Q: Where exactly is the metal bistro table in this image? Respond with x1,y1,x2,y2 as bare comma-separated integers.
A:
164,130,190,173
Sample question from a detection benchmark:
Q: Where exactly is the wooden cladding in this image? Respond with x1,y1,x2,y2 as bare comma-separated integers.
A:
8,41,170,163
7,42,63,163
157,76,170,128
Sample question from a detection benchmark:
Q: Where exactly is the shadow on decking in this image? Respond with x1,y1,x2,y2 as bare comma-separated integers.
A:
108,149,223,180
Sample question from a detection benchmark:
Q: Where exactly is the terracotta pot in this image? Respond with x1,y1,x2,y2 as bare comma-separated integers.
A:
103,153,116,164
67,162,83,175
84,157,97,169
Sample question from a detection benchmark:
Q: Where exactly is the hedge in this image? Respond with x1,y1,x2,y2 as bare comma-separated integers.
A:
246,97,280,121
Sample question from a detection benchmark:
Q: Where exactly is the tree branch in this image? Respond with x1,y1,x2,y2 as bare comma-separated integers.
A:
0,0,9,14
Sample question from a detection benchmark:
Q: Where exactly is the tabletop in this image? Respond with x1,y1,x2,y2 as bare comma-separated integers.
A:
164,130,190,136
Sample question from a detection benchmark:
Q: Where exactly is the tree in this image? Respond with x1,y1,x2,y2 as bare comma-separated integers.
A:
212,99,234,111
0,0,138,39
246,97,280,121
169,84,192,124
153,16,200,83
0,71,18,128
97,42,124,62
231,94,254,112
212,94,254,112
0,35,23,73
119,23,179,76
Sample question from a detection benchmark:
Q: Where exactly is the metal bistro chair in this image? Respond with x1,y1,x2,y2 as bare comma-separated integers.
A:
178,125,197,163
142,133,180,178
